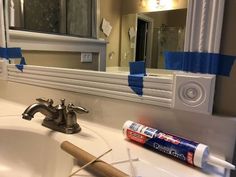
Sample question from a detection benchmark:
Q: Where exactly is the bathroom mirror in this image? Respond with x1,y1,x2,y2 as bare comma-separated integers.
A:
4,0,189,72
3,0,224,74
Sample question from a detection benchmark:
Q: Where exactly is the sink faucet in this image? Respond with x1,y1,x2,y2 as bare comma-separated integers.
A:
22,98,89,134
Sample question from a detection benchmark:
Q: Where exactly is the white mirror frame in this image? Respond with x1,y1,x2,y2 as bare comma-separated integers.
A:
184,0,225,53
0,0,5,48
0,0,225,114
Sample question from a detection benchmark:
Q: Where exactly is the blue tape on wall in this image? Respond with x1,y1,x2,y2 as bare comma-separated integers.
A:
128,61,146,96
164,51,236,76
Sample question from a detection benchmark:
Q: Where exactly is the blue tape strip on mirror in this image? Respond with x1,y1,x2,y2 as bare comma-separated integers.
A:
128,61,146,96
0,47,22,58
0,47,26,72
164,51,236,76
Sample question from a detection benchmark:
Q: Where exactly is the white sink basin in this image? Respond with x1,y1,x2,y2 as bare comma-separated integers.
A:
0,129,74,177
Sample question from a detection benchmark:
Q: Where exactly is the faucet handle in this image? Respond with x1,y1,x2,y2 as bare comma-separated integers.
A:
36,98,54,106
67,103,89,114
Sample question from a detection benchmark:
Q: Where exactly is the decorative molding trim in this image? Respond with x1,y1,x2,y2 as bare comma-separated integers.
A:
0,0,5,47
7,64,174,108
1,61,216,114
0,60,8,80
184,0,225,53
173,72,216,114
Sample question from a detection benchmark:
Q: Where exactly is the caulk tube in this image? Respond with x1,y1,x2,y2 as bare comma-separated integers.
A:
123,120,235,170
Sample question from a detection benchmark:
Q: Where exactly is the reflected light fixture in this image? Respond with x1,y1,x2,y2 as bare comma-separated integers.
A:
149,0,160,8
140,0,147,8
140,0,173,9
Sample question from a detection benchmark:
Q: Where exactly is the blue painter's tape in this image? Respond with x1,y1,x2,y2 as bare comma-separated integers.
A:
164,52,236,76
128,75,143,95
129,61,147,75
15,64,24,72
128,61,146,96
128,74,143,87
0,47,22,58
0,47,26,72
15,57,27,72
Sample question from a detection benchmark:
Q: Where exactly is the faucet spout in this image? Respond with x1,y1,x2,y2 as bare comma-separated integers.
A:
22,98,88,134
22,103,58,120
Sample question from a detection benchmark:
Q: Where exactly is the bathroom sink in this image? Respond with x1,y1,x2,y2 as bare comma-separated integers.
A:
0,128,74,177
0,114,226,177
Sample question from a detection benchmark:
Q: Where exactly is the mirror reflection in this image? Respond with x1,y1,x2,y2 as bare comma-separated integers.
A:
9,0,96,38
120,9,187,70
6,0,188,72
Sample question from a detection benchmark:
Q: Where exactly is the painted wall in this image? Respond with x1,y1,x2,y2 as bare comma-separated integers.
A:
212,1,236,175
214,0,236,116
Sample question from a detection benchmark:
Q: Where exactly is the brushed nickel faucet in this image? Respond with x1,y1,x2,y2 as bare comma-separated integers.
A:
22,98,89,134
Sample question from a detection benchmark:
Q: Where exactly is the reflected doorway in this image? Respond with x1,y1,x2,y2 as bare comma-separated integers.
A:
135,14,153,67
135,19,148,61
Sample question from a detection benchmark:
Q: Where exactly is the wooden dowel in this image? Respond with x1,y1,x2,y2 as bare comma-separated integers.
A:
61,141,130,177
69,148,112,177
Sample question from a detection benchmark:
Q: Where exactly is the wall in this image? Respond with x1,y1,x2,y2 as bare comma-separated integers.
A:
212,1,236,175
22,51,99,71
214,0,236,116
99,0,122,67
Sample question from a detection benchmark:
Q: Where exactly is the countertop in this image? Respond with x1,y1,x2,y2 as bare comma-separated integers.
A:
0,98,228,177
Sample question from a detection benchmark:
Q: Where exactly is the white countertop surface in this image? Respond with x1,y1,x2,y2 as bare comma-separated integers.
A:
0,98,228,177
